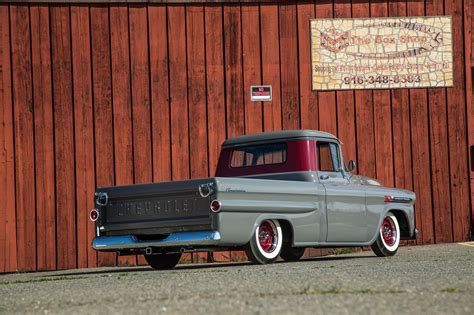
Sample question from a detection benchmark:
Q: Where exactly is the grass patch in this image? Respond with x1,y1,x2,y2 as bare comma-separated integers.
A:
0,305,6,313
441,287,462,293
0,275,92,286
0,273,130,285
201,269,229,273
331,248,355,255
313,265,335,269
301,285,404,295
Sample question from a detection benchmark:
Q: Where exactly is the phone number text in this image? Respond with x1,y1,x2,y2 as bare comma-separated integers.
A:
343,75,421,85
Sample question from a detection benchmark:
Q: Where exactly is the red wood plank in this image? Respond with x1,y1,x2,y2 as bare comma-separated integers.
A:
334,0,356,164
224,4,246,262
406,1,434,244
168,5,190,181
464,0,474,235
370,0,394,188
279,3,300,130
224,4,245,137
74,5,98,268
242,4,263,134
31,4,56,271
205,4,229,262
71,4,97,269
167,3,190,268
315,1,337,136
187,5,209,178
11,4,36,272
471,0,474,65
110,4,136,267
352,1,375,179
129,4,152,266
260,4,282,131
205,4,226,176
129,4,152,185
90,5,116,266
51,5,77,270
297,2,318,131
423,0,453,245
0,5,17,273
148,5,171,182
388,1,413,193
186,4,209,263
388,1,415,247
445,0,471,241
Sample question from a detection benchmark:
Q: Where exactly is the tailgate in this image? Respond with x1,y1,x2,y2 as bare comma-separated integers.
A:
95,178,217,236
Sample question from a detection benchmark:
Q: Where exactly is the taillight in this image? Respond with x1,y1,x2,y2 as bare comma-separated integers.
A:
210,200,222,213
90,209,99,222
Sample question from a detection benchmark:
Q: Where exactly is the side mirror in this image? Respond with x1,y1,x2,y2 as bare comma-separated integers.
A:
348,160,356,172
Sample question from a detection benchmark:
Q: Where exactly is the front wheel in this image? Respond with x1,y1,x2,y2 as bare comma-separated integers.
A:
371,213,400,257
144,253,182,270
245,219,283,264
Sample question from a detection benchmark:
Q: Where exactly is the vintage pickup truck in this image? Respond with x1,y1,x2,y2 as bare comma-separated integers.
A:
91,130,418,269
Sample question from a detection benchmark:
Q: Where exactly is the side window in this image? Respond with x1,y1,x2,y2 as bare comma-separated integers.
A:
316,142,340,172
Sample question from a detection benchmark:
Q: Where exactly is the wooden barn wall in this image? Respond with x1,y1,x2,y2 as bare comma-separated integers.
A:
0,0,472,272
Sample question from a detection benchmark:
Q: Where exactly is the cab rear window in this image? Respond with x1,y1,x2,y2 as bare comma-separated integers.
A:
230,143,287,168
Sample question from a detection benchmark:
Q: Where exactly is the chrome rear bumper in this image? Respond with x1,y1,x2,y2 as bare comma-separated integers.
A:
92,231,221,251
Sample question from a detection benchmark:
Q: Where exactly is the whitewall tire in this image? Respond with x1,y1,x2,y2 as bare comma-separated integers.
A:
371,212,400,257
245,219,283,264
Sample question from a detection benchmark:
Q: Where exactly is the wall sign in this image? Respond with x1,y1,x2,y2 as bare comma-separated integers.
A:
311,16,453,90
250,85,272,101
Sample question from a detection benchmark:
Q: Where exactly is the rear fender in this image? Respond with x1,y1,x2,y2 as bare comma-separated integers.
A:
217,211,319,246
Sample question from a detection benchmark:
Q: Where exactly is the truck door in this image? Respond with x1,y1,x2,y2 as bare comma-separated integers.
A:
316,141,367,242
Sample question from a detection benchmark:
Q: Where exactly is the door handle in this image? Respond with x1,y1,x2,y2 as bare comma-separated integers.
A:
319,174,329,180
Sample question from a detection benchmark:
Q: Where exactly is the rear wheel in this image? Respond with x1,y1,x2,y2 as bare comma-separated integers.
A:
371,213,400,257
280,244,305,262
144,253,182,270
245,219,283,264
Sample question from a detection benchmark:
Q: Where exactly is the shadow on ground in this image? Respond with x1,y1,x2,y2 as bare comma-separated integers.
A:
47,254,374,277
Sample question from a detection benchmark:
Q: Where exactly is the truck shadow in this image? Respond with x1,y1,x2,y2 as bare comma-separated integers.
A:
45,255,373,278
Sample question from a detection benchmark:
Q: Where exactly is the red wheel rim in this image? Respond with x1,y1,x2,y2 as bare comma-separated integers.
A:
258,221,278,253
381,217,397,247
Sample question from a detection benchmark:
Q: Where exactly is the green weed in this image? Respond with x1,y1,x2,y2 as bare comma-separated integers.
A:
441,287,462,293
331,248,355,255
301,285,404,295
0,276,90,285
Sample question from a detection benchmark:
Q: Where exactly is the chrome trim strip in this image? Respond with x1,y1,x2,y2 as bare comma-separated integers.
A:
92,230,221,251
384,196,413,203
219,199,317,213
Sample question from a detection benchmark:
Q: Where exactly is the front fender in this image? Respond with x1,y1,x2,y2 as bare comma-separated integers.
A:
367,205,415,244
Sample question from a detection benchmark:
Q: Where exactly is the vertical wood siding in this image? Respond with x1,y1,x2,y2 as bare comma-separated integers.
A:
0,1,472,272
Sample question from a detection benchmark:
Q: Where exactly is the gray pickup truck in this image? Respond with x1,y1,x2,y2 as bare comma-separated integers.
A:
91,130,418,269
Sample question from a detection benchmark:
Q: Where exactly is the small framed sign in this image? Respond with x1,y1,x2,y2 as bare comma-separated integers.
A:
250,85,272,101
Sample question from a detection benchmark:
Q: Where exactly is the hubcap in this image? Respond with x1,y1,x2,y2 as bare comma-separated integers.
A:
258,221,278,253
381,217,397,247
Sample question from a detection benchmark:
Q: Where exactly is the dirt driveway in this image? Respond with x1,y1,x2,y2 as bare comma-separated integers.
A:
1,243,473,314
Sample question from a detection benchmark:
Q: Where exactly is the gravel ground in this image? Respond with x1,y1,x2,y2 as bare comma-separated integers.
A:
0,243,473,315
